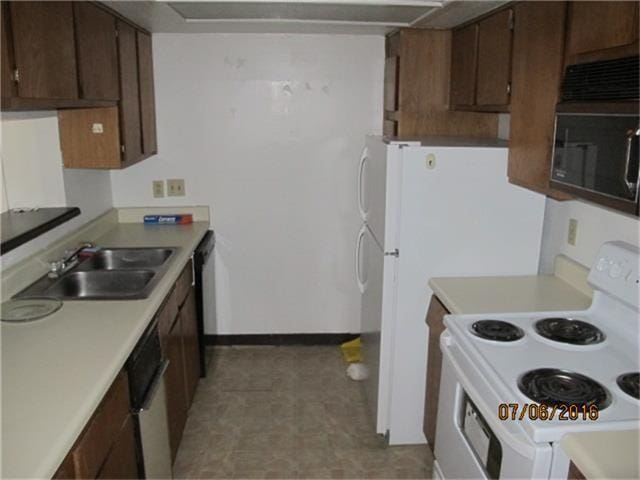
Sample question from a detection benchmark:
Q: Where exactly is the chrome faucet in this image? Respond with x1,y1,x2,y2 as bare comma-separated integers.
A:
48,242,94,278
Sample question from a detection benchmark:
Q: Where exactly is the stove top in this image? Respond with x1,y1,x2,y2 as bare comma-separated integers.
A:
534,317,605,346
518,368,611,410
617,372,640,400
471,320,525,342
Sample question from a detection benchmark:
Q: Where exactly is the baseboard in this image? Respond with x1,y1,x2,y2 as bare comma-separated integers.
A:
204,333,359,346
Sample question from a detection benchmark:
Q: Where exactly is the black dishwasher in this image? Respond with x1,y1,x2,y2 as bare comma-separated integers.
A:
194,230,215,377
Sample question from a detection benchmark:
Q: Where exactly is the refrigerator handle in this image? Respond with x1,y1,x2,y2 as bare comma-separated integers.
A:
357,148,368,220
355,225,366,293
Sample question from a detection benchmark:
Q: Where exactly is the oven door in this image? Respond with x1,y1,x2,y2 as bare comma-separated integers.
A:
550,112,639,213
434,331,553,479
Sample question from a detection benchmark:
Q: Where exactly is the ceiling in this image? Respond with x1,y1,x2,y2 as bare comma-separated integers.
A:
104,0,508,35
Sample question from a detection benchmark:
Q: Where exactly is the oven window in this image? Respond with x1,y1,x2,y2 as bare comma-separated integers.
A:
552,114,639,201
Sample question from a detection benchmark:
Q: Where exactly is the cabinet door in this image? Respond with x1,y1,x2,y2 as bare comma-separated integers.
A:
1,2,16,99
116,20,142,164
181,288,200,409
450,24,477,108
165,316,188,463
508,2,568,197
423,295,449,452
96,416,139,480
73,3,119,101
9,1,78,99
566,1,639,59
476,8,513,108
384,56,399,112
136,31,157,155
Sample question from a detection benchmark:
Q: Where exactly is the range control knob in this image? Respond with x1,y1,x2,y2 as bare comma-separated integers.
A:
609,262,623,278
596,257,609,272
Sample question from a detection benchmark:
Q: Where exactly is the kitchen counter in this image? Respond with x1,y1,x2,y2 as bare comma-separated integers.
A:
429,256,592,315
561,430,640,479
1,215,209,478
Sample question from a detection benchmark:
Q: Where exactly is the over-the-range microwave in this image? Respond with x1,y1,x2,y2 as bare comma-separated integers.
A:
550,56,639,215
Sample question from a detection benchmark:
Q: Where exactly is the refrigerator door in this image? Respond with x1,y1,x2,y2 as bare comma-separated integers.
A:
358,222,396,435
363,136,402,251
386,146,545,445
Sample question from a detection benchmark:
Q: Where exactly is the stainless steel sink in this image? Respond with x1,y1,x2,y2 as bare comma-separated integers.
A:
43,270,155,299
76,248,174,271
15,247,179,300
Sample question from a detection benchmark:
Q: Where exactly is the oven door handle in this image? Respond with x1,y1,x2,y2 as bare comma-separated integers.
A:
440,332,538,460
623,127,639,200
138,359,169,412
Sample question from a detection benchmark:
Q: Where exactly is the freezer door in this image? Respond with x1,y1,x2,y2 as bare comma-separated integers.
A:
387,146,545,445
363,136,401,250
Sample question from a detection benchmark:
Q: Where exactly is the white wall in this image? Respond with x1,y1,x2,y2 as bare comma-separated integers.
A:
539,198,640,273
111,33,384,334
0,113,113,269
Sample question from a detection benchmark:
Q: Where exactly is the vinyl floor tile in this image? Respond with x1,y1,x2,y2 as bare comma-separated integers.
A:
174,346,433,479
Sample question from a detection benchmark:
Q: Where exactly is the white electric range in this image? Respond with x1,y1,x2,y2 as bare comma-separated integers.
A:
433,241,640,480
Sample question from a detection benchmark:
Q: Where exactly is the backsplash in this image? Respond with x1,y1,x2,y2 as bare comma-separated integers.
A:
539,198,640,273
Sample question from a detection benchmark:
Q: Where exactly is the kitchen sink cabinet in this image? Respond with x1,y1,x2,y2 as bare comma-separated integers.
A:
507,1,572,200
181,288,200,409
73,2,119,102
157,259,199,464
565,1,639,64
423,295,449,452
53,370,138,479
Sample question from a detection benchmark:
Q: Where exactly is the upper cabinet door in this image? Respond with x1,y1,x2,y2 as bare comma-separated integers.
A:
73,3,119,101
9,1,78,99
1,3,16,99
475,8,513,108
137,31,157,155
117,20,142,164
566,1,639,60
450,24,478,108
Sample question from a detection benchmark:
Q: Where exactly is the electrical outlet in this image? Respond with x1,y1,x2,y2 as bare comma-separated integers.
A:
167,178,185,197
568,218,578,246
152,180,164,198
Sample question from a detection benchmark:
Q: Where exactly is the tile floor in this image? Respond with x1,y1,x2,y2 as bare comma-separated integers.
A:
173,346,433,479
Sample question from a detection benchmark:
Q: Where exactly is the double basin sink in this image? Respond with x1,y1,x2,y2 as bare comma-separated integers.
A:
16,248,179,300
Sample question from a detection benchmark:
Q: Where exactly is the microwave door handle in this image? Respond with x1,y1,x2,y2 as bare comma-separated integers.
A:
623,127,639,199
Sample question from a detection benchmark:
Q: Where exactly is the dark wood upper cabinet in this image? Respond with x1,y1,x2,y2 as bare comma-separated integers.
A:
566,1,639,63
507,1,571,200
450,24,478,108
137,30,158,155
73,2,119,101
475,8,513,108
8,1,78,100
116,20,143,165
1,2,16,99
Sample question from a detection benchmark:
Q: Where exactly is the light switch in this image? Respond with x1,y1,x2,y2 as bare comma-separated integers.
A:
152,180,164,198
567,218,578,246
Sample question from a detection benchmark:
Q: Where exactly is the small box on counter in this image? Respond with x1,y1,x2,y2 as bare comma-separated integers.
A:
143,214,193,225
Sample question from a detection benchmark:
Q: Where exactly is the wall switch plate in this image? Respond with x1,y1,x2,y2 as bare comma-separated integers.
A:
568,218,578,246
167,178,185,197
152,180,165,198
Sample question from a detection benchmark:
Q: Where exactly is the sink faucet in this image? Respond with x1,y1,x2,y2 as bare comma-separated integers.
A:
48,242,94,278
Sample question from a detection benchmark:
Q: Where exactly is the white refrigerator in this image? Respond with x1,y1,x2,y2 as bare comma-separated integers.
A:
355,136,546,445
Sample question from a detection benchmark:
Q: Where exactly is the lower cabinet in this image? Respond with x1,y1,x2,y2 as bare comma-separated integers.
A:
158,260,200,464
423,295,450,452
53,370,138,479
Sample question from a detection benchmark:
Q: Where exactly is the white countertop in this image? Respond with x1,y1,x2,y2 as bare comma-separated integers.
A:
1,220,209,479
561,430,640,479
429,275,592,315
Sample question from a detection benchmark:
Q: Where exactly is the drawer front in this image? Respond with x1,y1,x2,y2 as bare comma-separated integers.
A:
175,259,193,307
72,371,131,479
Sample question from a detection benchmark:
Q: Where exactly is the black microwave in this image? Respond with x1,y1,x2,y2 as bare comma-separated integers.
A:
550,111,639,214
551,56,639,215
